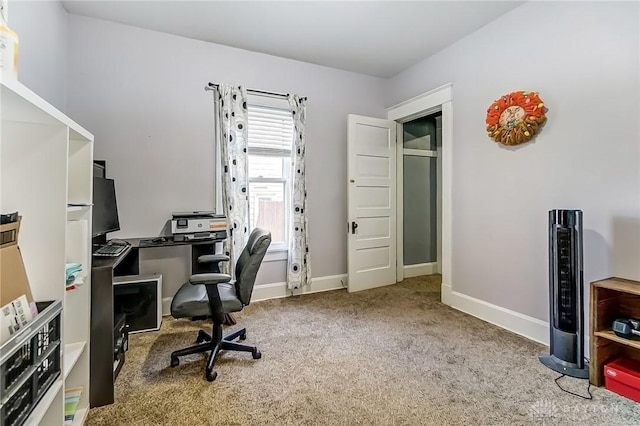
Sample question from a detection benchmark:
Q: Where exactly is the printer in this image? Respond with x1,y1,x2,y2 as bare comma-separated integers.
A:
171,211,228,242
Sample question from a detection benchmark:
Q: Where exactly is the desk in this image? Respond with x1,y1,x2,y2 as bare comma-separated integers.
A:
94,236,224,276
90,235,226,408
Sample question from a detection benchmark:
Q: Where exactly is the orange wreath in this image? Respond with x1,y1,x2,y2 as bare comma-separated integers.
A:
486,91,547,146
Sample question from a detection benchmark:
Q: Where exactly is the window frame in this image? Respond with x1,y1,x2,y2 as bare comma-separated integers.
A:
246,95,293,255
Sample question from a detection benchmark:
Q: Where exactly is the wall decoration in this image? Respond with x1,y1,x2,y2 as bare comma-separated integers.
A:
486,91,547,146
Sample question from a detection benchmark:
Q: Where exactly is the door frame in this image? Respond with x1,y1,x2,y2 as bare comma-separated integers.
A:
387,83,453,305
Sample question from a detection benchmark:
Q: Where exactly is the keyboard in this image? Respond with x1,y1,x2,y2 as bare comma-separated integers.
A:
94,241,129,257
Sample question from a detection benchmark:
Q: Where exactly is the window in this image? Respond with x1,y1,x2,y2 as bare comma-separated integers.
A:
247,102,294,252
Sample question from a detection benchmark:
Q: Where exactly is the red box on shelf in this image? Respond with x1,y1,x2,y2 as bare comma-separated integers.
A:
604,358,640,403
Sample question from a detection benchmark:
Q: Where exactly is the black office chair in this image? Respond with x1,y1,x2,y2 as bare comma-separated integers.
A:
169,228,271,381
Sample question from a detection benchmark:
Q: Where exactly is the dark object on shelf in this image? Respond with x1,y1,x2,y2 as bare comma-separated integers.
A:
0,212,18,225
613,318,640,339
539,210,589,379
604,358,640,403
0,301,62,426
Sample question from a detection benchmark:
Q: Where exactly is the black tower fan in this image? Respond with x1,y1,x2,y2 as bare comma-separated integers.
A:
539,209,589,378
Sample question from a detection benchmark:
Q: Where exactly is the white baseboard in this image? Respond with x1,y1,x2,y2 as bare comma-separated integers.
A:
441,283,549,346
441,282,452,306
162,274,347,316
162,297,172,317
252,274,347,301
404,263,437,278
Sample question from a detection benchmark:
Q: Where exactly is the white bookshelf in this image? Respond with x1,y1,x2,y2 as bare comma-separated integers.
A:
1,77,93,425
23,380,63,426
63,342,86,379
70,408,89,426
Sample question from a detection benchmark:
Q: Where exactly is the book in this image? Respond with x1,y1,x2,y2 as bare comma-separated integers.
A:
0,295,33,345
64,387,83,424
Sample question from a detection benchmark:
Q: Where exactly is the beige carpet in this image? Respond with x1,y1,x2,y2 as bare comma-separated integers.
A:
87,276,640,425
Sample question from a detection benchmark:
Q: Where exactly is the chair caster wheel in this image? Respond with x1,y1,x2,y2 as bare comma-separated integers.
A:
206,370,217,382
252,350,262,360
170,357,179,367
239,331,247,341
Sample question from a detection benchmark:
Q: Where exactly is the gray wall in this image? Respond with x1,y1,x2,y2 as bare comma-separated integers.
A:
8,0,68,112
66,15,387,296
386,1,640,321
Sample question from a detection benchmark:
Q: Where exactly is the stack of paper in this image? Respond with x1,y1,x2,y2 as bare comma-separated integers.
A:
0,294,33,345
65,263,84,290
64,387,83,424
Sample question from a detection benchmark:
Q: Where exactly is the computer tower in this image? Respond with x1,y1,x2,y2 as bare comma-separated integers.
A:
539,210,589,378
113,274,162,333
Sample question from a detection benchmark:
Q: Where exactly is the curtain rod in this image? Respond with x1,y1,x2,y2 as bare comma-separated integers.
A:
204,82,306,101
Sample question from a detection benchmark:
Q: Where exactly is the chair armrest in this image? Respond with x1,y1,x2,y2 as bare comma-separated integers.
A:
188,274,230,317
189,273,231,285
198,254,230,264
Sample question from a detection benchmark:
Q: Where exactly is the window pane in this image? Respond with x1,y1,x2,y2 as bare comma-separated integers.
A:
248,155,286,179
249,181,286,244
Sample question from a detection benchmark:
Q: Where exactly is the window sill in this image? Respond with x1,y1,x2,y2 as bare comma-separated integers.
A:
264,248,288,263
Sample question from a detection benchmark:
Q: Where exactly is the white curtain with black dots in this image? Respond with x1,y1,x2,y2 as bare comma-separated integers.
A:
217,84,249,275
287,95,311,289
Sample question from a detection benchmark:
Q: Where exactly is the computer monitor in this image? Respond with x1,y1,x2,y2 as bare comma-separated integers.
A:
92,177,120,237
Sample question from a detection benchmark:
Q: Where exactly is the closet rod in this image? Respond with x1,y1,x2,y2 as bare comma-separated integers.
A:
205,82,306,100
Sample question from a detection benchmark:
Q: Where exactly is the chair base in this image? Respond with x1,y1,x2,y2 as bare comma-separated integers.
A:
170,324,261,381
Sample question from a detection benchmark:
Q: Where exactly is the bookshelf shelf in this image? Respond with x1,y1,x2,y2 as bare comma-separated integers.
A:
64,342,87,378
0,77,92,141
67,205,91,222
69,408,89,426
594,330,640,351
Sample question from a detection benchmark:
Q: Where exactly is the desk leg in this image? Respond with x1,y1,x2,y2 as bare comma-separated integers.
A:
192,243,218,273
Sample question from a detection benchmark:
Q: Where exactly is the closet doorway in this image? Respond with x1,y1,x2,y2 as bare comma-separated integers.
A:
388,83,453,296
399,112,442,279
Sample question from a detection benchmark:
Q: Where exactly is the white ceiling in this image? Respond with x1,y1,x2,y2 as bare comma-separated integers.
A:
61,1,524,78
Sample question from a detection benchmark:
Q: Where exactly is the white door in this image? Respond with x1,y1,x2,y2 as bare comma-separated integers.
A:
347,115,397,292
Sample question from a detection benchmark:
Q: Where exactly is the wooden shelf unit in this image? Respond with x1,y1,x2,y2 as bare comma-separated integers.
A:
590,277,640,386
